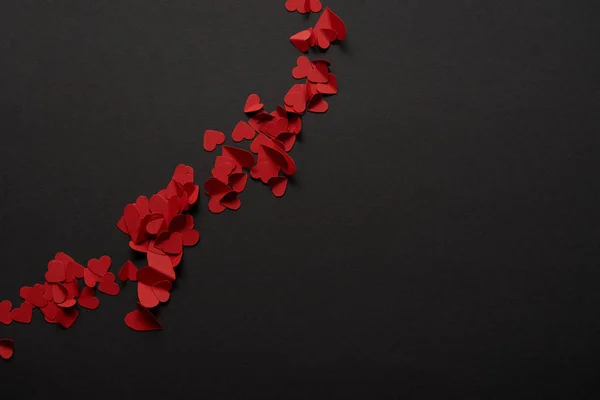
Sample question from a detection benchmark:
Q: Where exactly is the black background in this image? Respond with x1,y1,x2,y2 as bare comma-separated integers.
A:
1,0,600,398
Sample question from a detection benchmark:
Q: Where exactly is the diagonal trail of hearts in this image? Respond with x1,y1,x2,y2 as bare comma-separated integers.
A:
0,3,347,361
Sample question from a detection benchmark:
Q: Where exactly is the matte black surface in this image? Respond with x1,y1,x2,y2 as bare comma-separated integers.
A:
1,0,600,398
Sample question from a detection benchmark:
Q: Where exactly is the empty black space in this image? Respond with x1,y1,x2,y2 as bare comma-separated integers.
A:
1,0,600,398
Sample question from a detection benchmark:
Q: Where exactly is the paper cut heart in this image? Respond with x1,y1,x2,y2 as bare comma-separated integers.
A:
232,121,256,142
118,261,138,282
244,94,264,113
124,303,162,332
56,308,78,329
0,339,14,360
45,260,66,283
203,130,225,152
290,29,312,53
88,256,111,277
269,176,288,197
98,273,120,296
11,302,33,324
78,287,100,310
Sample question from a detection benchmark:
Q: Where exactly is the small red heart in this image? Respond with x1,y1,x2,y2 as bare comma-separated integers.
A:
307,95,329,113
316,73,338,95
137,282,158,308
250,162,281,184
203,129,225,152
153,281,172,303
229,172,248,193
284,84,307,114
0,338,14,360
124,303,162,331
26,284,48,308
40,301,60,321
78,287,100,310
0,301,12,325
118,261,138,282
285,0,307,13
269,176,289,198
45,260,66,283
123,203,144,244
243,94,264,113
145,215,166,235
231,121,256,142
19,286,31,300
307,62,329,83
83,268,100,288
57,299,76,308
98,272,120,296
292,56,314,79
56,307,78,329
290,29,312,53
11,302,33,324
88,255,111,277
52,283,68,304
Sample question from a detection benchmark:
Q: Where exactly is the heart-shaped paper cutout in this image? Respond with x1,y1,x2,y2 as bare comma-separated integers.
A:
98,272,120,296
203,129,225,152
11,302,33,324
118,261,138,282
0,339,14,360
269,176,289,198
244,94,264,113
231,121,256,142
56,307,78,329
88,255,111,277
78,287,100,310
45,260,66,283
65,261,85,282
124,303,162,331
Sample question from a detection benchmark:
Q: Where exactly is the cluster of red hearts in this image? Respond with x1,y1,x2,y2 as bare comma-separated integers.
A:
0,252,123,360
202,7,345,213
1,2,345,361
117,164,200,331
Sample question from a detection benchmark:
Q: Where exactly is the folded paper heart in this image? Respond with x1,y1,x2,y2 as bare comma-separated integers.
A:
203,130,225,152
0,339,14,360
124,303,162,331
244,94,264,113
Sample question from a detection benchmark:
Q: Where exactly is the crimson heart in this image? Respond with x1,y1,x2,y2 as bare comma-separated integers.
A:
203,129,225,152
98,273,120,296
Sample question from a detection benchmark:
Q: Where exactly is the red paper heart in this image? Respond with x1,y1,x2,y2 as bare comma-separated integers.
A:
152,281,172,303
307,95,329,113
83,268,100,288
269,176,289,198
45,260,66,283
124,303,162,332
118,261,138,282
11,302,33,324
88,255,111,277
229,172,248,193
98,273,120,296
203,130,225,152
307,62,329,83
57,299,76,308
0,300,12,325
52,284,68,304
0,339,14,360
244,94,263,113
250,162,281,184
290,29,312,53
56,307,78,329
292,56,314,79
25,284,48,308
231,121,256,142
40,301,60,321
137,282,158,308
78,287,100,310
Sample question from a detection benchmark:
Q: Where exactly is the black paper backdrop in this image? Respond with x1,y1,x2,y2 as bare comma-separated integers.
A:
1,0,600,398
